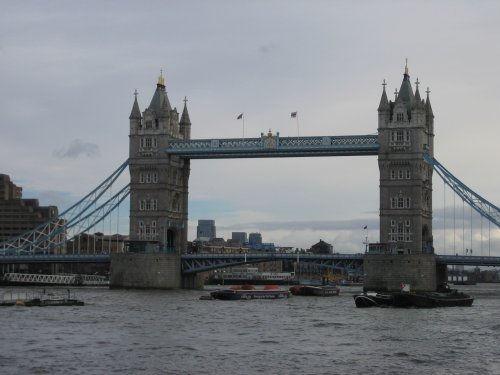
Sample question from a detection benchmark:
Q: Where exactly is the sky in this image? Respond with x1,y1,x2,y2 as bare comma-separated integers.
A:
1,1,500,255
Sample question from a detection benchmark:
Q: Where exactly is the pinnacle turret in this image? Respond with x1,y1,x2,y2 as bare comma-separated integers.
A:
425,87,434,118
129,90,141,119
180,97,191,125
378,80,390,111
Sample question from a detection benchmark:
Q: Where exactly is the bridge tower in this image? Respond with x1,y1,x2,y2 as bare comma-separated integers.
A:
364,64,443,292
111,71,194,289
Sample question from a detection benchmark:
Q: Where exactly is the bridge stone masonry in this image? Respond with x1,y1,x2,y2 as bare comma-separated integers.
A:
108,66,463,291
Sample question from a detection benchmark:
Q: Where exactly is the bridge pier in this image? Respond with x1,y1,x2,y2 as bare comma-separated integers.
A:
110,253,181,289
182,273,205,289
363,254,437,292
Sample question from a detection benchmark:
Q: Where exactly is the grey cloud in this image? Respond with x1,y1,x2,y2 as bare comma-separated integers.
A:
259,42,278,55
220,218,378,232
53,139,100,159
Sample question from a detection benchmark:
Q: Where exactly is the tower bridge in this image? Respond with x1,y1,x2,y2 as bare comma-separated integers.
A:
2,65,500,291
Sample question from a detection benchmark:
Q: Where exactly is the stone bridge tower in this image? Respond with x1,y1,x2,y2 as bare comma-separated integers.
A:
128,71,191,254
364,64,443,292
111,71,193,289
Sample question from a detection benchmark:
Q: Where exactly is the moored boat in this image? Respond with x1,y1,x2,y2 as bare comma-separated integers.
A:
354,283,473,308
1,289,84,307
290,285,340,297
392,290,473,308
210,284,290,300
353,293,394,308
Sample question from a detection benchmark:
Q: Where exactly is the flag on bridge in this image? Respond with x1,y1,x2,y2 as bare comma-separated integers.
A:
363,225,368,229
291,111,297,118
237,113,243,120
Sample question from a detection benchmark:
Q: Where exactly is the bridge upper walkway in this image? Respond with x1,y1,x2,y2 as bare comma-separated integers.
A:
166,134,379,159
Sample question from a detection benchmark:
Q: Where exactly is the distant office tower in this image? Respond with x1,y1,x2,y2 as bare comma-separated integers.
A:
248,232,262,246
232,232,247,244
197,220,216,241
0,174,59,242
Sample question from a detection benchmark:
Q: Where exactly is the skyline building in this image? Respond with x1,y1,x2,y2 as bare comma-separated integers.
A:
196,219,216,241
0,174,59,242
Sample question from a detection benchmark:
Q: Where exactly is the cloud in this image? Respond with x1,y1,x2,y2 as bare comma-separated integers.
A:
53,139,100,159
258,42,278,55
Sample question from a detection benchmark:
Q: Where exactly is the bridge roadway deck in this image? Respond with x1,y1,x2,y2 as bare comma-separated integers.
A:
1,253,499,269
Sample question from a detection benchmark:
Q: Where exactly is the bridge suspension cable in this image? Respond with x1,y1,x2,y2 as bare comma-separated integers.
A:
424,154,500,229
0,160,130,254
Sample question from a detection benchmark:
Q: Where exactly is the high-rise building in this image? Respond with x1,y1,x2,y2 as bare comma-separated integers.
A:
231,232,247,244
248,232,262,246
0,174,59,242
196,220,216,241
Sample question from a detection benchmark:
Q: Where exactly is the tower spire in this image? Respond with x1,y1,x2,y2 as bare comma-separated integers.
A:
158,68,165,87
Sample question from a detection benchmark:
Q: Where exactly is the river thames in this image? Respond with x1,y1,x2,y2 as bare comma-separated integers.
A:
1,283,499,375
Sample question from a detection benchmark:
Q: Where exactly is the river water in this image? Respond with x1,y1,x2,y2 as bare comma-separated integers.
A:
1,283,499,375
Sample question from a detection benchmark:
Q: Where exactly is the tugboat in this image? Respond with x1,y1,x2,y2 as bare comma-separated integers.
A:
392,283,474,308
210,284,290,300
353,283,474,308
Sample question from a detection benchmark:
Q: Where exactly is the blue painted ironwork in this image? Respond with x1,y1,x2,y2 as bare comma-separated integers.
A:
0,160,130,254
436,255,500,267
181,253,365,275
2,253,500,270
167,134,379,159
424,154,500,228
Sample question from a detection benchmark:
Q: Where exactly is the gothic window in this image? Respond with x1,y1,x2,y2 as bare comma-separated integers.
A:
153,173,159,183
146,173,151,183
398,197,405,208
155,119,159,128
140,174,145,183
139,199,157,211
391,170,396,180
405,169,411,179
396,112,404,122
390,130,410,143
140,137,157,149
146,121,152,129
391,194,411,209
388,220,412,243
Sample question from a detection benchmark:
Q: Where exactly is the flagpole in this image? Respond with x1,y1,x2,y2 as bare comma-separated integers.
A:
296,114,299,138
237,113,244,141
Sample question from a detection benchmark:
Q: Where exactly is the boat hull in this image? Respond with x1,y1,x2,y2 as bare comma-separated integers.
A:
290,285,340,297
353,293,394,308
392,292,474,308
354,291,473,308
210,289,290,300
